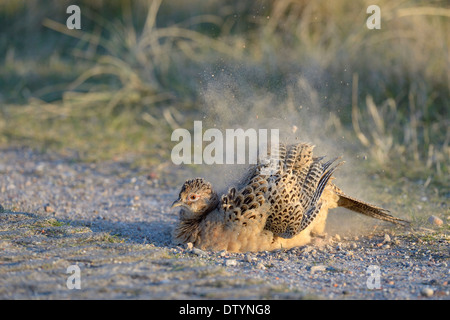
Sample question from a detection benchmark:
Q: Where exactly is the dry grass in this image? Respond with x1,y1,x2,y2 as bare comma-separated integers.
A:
0,0,448,190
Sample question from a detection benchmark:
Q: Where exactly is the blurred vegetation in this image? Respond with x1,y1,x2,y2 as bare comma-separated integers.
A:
0,0,448,195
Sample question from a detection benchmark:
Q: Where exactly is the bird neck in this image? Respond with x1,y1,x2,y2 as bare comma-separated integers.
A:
204,192,220,215
174,208,204,244
174,194,220,245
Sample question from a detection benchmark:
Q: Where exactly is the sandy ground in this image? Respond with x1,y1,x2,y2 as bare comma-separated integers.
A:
0,147,449,300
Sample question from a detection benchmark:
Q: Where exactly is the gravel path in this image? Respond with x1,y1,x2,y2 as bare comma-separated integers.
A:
0,147,449,299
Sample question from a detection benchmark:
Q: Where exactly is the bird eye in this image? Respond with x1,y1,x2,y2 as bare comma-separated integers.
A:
189,194,199,201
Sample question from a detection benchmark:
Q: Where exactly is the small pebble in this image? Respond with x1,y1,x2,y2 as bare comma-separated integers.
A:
219,250,227,257
44,204,55,213
191,247,206,256
310,265,327,273
303,246,314,253
255,263,266,270
428,215,443,226
421,287,434,297
225,259,238,267
185,242,193,250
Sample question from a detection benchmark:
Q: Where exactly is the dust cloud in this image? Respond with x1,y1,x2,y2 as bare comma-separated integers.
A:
181,68,386,236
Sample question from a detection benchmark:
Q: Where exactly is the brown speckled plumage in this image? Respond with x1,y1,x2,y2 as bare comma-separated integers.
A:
171,143,408,252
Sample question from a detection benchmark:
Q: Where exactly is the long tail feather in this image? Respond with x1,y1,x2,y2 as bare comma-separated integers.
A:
335,190,409,226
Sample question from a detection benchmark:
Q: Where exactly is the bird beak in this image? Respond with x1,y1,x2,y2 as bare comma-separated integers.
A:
171,198,183,209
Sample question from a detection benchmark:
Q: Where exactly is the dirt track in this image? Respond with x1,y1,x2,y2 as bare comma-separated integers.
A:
0,147,449,299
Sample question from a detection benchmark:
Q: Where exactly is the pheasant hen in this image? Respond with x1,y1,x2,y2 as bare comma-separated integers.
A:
171,143,408,252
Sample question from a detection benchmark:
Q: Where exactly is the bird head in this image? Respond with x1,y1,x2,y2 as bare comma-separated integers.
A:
171,178,219,219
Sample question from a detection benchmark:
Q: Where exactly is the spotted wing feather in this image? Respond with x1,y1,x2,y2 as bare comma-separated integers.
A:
261,143,342,238
221,173,269,230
